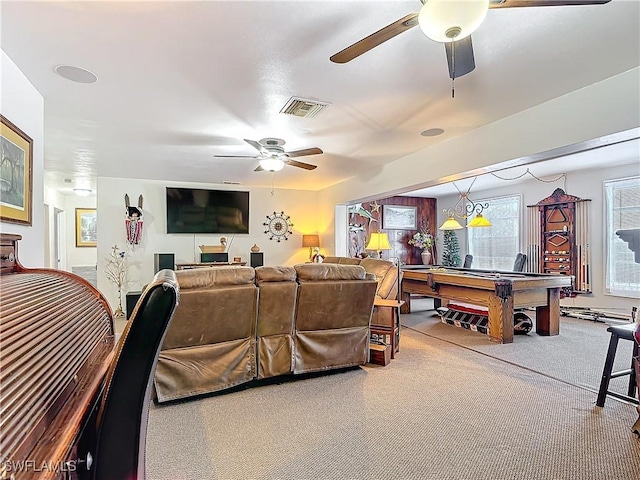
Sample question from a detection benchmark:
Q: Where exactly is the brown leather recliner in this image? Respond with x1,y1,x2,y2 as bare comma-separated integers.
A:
154,267,258,402
255,266,298,379
293,263,378,374
154,263,378,403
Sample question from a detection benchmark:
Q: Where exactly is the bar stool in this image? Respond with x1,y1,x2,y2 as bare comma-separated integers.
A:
596,322,639,407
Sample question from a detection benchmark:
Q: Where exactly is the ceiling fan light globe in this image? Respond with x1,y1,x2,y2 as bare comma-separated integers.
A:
418,0,489,43
259,158,285,172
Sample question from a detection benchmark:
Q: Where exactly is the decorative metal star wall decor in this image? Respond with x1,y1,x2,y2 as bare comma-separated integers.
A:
263,211,293,242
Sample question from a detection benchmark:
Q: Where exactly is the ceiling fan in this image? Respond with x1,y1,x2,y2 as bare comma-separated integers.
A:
330,0,611,81
214,138,323,172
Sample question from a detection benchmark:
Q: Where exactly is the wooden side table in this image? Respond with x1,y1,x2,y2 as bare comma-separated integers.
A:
371,299,405,359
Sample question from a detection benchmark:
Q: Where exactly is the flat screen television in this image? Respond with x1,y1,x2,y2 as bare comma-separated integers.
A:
166,187,249,234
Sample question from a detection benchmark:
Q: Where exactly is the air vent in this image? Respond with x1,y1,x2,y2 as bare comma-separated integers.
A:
222,181,240,185
280,97,330,119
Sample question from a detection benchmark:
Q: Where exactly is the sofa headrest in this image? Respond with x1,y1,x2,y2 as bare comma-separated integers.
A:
175,266,255,289
360,258,393,277
323,256,362,265
255,265,297,283
360,258,398,299
295,263,367,281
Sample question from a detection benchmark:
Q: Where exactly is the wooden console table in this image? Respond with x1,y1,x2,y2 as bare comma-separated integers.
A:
176,261,246,270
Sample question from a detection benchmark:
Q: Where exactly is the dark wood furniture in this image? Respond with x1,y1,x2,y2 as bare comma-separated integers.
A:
534,188,590,293
0,233,180,480
401,267,573,344
0,233,114,480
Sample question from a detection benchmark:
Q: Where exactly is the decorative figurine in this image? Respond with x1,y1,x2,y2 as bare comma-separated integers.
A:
125,194,144,245
312,247,324,263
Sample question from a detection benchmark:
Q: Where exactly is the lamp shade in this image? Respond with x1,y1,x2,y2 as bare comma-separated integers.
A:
259,158,285,172
418,0,489,43
439,216,464,230
302,234,320,248
467,213,492,228
366,232,392,251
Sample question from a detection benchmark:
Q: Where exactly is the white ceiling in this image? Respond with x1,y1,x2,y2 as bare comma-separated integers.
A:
1,1,639,195
403,134,640,197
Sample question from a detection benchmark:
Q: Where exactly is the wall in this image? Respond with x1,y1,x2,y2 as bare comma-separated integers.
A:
0,51,45,267
434,161,640,311
96,177,322,310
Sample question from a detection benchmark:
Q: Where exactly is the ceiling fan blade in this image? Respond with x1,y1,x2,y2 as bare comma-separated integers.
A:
444,36,475,80
286,159,317,170
489,0,610,8
330,13,419,64
286,147,323,158
254,165,264,172
244,138,265,153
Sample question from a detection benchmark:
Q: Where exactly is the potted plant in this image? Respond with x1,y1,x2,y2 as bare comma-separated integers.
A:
408,224,434,265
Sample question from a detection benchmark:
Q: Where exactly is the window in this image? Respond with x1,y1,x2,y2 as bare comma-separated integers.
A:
605,177,640,297
468,195,521,271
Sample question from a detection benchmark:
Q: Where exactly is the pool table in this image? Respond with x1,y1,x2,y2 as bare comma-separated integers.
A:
401,266,573,344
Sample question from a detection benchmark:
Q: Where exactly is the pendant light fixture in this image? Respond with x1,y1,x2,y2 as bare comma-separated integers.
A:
439,177,492,230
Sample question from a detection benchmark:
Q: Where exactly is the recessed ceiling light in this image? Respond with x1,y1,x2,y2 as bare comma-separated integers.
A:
421,128,445,137
73,188,93,197
55,65,98,84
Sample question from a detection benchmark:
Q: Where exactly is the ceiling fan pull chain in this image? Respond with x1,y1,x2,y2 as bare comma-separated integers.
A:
451,39,455,99
270,172,275,196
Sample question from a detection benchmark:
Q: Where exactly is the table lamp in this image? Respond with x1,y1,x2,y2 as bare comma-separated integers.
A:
302,234,320,261
366,232,391,259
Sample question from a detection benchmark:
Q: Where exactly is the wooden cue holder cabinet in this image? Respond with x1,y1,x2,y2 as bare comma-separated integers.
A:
536,188,585,279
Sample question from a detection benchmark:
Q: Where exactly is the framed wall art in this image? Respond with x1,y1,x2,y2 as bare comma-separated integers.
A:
0,115,33,225
76,208,97,247
382,205,417,230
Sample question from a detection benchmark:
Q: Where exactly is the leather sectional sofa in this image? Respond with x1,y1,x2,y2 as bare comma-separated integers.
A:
322,256,400,300
322,256,401,325
153,263,378,403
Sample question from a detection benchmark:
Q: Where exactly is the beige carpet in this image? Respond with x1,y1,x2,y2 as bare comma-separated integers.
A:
147,327,640,479
402,298,636,396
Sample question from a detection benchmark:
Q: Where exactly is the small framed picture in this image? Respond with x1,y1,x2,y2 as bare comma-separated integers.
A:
382,205,417,230
76,208,97,247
